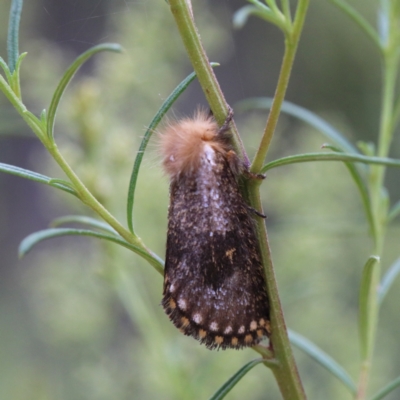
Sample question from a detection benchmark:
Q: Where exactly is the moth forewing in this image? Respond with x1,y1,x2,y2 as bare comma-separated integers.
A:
160,110,270,350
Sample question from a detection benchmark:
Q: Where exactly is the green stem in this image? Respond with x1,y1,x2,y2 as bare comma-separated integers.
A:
0,75,44,139
369,56,398,255
169,1,309,398
356,7,400,398
47,142,164,274
250,0,309,173
168,0,248,163
248,179,306,400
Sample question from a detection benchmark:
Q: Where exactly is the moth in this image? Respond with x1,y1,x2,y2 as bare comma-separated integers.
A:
159,109,270,350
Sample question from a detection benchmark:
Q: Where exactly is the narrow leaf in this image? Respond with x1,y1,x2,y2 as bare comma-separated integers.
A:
237,98,359,155
9,52,27,98
19,228,151,261
209,358,267,400
7,0,23,73
359,256,380,360
0,56,12,82
126,64,219,233
48,178,76,193
0,162,77,196
47,43,122,141
329,0,381,49
261,152,400,173
371,376,400,400
322,144,375,240
288,330,357,394
234,5,273,28
378,257,400,304
51,215,117,234
388,199,400,222
233,2,286,31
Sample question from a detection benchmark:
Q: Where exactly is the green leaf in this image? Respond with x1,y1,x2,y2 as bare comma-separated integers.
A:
328,0,381,50
357,140,375,156
288,330,357,394
237,97,359,156
261,152,400,173
0,74,45,140
0,162,78,196
359,256,380,360
47,43,122,142
378,257,400,304
51,215,117,234
19,228,153,260
0,56,12,82
209,358,267,400
7,0,23,73
323,144,375,240
9,52,27,98
371,376,400,400
126,64,219,233
40,109,47,125
388,199,400,222
233,2,286,31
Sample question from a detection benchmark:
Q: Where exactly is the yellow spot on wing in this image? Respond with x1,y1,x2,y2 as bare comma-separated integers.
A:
199,329,207,339
244,334,253,344
181,317,190,328
215,336,224,345
225,248,236,262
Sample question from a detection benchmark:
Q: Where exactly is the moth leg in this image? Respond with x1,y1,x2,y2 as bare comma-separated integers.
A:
243,169,266,181
248,205,266,219
217,107,234,136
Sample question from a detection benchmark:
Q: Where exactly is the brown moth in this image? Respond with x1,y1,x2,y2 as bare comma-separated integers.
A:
159,109,270,350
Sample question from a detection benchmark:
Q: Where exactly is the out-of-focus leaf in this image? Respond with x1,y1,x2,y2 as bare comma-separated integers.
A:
209,358,267,400
329,0,381,49
289,330,357,394
51,215,117,234
7,0,23,73
237,97,359,155
19,227,164,274
371,376,400,400
261,152,400,173
47,43,122,142
19,228,150,260
378,257,400,304
233,1,286,32
359,256,380,360
322,143,375,241
388,199,400,222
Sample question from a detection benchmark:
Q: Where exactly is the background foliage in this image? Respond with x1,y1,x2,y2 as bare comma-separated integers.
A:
1,0,399,399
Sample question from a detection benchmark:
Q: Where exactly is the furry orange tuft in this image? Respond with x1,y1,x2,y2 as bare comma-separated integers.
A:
159,110,228,178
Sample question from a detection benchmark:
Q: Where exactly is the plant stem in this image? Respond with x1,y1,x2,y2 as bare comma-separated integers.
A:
251,0,309,173
356,5,400,398
168,0,248,164
47,141,164,273
248,179,306,399
169,1,309,398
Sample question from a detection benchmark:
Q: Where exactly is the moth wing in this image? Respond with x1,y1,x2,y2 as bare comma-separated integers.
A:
162,152,270,349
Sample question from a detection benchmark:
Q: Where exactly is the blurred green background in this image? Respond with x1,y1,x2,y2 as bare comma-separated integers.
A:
0,1,399,399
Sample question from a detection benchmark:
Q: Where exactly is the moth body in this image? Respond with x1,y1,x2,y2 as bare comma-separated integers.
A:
160,110,270,350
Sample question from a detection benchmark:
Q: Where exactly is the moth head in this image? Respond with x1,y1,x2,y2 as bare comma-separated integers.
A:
159,110,228,178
